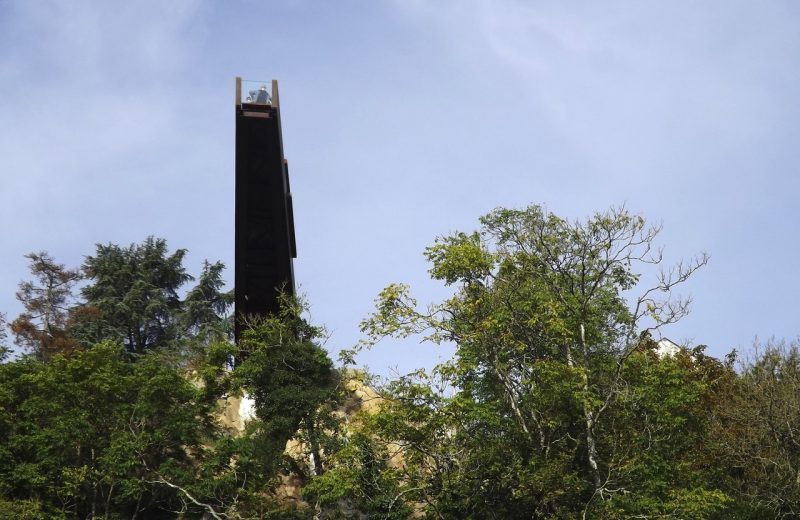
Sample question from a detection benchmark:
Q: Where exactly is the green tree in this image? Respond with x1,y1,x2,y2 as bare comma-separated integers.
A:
304,429,413,519
68,237,232,355
0,342,222,518
232,297,337,483
592,344,732,518
708,339,800,517
0,242,342,518
357,205,712,517
0,312,8,361
182,260,234,343
75,237,192,353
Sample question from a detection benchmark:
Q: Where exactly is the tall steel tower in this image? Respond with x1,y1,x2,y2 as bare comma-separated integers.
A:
234,78,297,342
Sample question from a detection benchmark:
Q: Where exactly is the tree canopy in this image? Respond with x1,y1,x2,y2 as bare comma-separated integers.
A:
0,207,799,518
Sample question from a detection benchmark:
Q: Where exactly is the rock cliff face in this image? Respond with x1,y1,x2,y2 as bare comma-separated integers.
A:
219,374,382,433
217,372,388,505
342,374,383,415
218,394,257,432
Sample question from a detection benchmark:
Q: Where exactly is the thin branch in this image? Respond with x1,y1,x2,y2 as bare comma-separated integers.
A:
147,475,228,520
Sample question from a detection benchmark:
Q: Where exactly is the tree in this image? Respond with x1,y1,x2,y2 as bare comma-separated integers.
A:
232,297,338,484
303,428,413,519
75,237,193,353
182,260,234,346
0,240,351,517
592,344,732,518
0,312,8,361
358,205,711,516
0,342,221,518
10,252,81,360
708,339,800,517
0,314,342,519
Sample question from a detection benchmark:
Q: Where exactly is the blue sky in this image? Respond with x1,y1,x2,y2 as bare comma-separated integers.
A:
2,0,800,373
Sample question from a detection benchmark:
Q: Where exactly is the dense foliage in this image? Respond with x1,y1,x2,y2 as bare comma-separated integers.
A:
0,239,336,518
2,208,800,518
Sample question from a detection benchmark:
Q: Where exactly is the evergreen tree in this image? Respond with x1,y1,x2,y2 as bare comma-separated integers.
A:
0,312,8,361
182,260,234,343
76,237,192,353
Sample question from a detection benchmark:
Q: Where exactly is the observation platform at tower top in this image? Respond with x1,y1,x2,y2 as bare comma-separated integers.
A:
236,78,280,109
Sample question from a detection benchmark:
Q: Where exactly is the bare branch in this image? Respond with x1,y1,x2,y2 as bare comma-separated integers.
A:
147,475,228,520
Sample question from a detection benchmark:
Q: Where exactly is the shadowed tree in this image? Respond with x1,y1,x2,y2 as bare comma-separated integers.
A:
708,340,800,517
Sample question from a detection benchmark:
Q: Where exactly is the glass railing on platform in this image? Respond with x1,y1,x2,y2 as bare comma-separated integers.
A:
240,80,272,105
